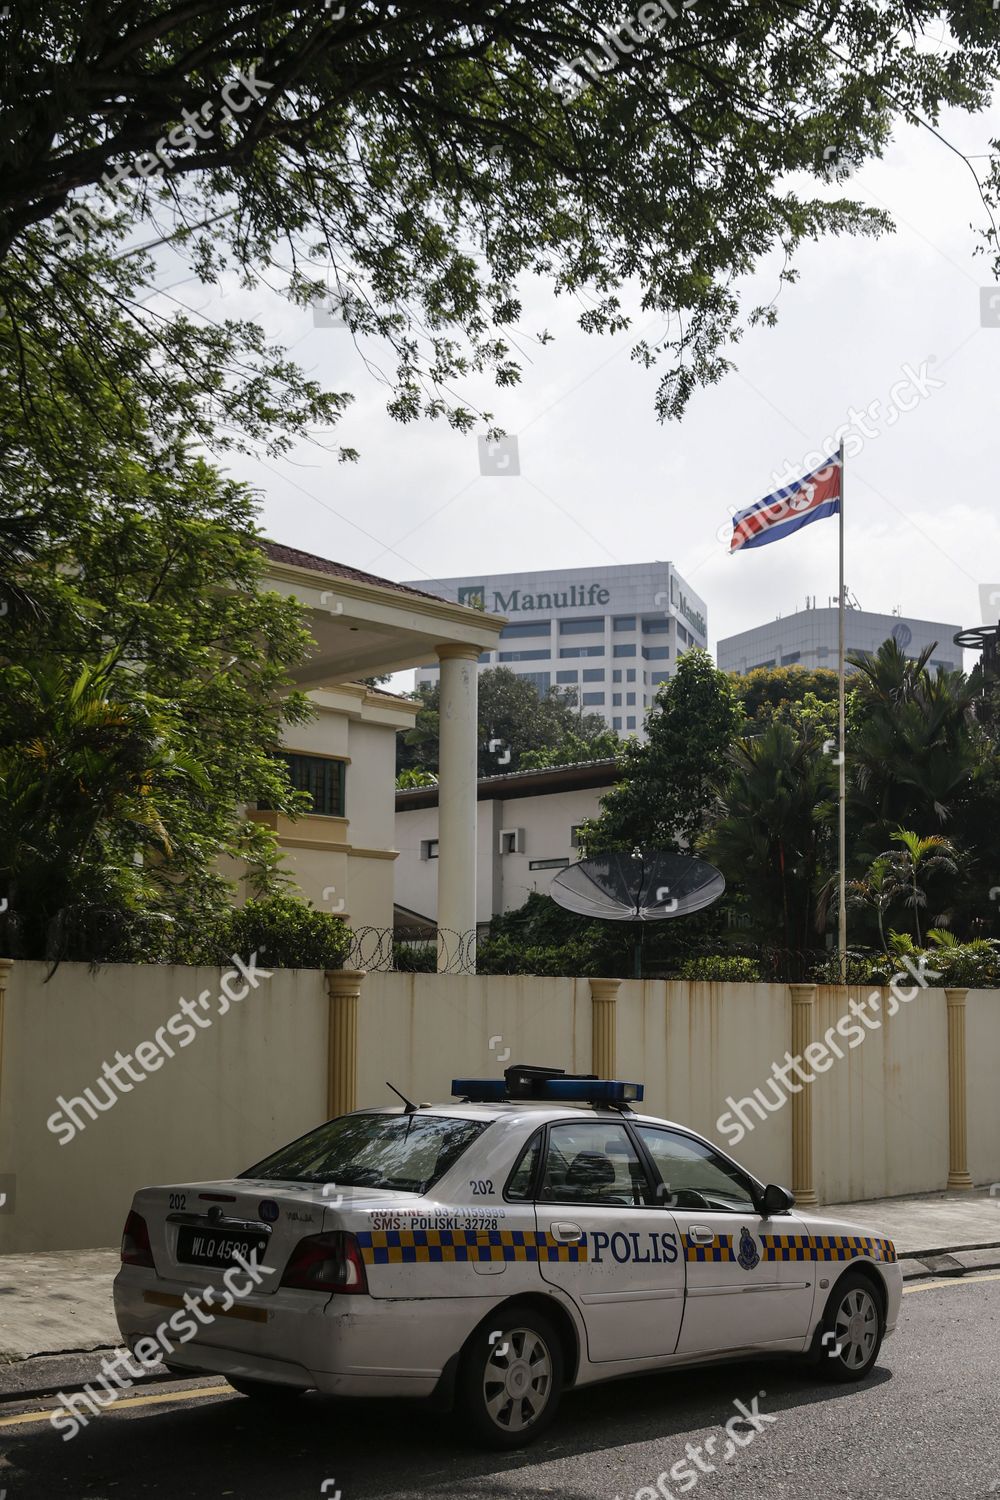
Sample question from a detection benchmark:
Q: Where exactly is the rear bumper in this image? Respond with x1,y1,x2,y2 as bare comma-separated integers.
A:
113,1267,483,1398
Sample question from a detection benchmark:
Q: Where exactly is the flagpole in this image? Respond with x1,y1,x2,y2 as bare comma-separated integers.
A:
837,441,847,982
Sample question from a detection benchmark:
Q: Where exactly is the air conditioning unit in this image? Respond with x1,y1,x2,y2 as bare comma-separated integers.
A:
498,828,525,855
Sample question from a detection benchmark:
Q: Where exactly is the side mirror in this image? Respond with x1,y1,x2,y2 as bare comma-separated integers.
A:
759,1183,795,1217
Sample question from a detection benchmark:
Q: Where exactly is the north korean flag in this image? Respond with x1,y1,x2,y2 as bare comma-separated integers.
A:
730,455,842,552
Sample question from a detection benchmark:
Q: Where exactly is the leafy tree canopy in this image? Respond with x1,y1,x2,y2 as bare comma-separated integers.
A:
4,1,1000,473
398,666,614,778
583,648,742,853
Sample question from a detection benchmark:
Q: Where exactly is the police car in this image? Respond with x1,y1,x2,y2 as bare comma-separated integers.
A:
113,1065,901,1448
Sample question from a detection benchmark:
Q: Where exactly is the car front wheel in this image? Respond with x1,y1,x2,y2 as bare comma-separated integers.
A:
458,1309,564,1449
818,1273,885,1381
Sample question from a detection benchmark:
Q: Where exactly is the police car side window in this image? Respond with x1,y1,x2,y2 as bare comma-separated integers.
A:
505,1132,542,1201
638,1128,755,1213
537,1122,645,1207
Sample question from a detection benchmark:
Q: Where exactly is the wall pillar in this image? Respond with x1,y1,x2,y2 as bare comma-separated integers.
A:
326,969,365,1118
590,977,620,1078
0,960,11,1119
436,644,480,971
945,987,974,1190
789,983,818,1206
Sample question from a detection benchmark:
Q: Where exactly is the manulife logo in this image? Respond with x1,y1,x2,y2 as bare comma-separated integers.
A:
457,582,611,613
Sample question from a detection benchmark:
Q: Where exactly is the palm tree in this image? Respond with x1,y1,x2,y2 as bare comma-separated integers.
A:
702,723,837,951
846,853,907,952
885,828,961,947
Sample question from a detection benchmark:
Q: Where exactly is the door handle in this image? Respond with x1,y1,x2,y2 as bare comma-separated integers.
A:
551,1222,583,1243
688,1225,715,1245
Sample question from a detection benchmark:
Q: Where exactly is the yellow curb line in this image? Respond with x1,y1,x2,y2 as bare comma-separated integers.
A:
0,1383,229,1430
903,1272,1000,1294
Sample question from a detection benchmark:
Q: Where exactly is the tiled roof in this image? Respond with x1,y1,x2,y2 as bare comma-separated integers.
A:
263,541,448,604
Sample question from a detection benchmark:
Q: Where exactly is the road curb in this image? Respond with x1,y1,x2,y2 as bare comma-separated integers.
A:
0,1351,211,1407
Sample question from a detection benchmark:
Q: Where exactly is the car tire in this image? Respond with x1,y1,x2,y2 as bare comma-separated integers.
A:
817,1272,885,1381
457,1307,564,1449
226,1375,307,1402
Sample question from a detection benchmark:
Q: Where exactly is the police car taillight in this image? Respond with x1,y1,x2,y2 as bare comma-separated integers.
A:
121,1210,155,1268
279,1232,368,1294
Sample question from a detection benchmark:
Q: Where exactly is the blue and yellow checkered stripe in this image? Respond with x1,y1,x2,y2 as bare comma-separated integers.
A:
761,1232,896,1264
684,1234,736,1262
355,1228,587,1264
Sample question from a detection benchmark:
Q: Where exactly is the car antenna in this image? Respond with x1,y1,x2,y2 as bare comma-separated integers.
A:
386,1080,418,1114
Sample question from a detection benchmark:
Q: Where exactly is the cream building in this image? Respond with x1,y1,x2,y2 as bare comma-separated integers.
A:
251,543,504,957
395,759,619,927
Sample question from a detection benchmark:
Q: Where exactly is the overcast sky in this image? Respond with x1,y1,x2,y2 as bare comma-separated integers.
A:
159,98,1000,675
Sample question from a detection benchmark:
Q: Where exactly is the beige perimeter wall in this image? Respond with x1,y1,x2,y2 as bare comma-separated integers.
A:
1,963,997,1252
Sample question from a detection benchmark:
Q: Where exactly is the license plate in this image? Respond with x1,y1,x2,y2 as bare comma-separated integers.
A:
176,1225,269,1269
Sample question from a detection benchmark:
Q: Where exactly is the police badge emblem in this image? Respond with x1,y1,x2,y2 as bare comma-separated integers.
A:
737,1226,760,1271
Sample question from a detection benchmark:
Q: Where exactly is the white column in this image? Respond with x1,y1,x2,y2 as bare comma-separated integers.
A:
436,645,480,970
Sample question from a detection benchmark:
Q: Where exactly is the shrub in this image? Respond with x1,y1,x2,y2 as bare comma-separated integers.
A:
677,955,762,982
220,894,351,970
393,941,437,972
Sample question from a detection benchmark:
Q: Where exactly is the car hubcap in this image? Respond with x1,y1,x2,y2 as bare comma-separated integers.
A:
483,1327,552,1431
833,1287,879,1369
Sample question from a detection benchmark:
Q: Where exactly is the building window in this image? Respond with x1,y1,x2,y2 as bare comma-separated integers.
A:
626,692,636,706
582,667,605,682
582,692,605,705
499,649,549,662
556,669,578,684
613,644,636,658
626,716,636,730
559,646,603,658
529,857,571,871
278,752,346,817
626,668,636,682
612,692,622,707
519,672,551,694
613,716,622,730
500,620,551,638
754,660,776,670
570,824,585,848
652,671,670,685
420,838,439,860
641,616,670,633
613,615,636,631
559,617,605,634
676,623,690,645
642,646,669,661
781,651,801,665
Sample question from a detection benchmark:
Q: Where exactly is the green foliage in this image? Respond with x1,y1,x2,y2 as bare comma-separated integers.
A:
392,941,437,972
10,1,993,463
397,668,614,778
677,954,762,983
584,650,742,854
701,723,836,950
395,768,438,789
220,895,352,971
518,729,621,771
732,667,840,731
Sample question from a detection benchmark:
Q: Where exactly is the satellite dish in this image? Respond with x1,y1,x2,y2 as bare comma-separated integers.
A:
550,850,725,924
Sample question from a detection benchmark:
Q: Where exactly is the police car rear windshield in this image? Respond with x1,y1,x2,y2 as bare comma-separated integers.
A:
242,1113,488,1194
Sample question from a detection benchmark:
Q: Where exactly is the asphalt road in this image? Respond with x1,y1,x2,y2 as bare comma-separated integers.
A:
2,1274,999,1500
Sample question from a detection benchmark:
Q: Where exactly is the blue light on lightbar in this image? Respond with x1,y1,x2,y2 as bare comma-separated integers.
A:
451,1077,643,1103
542,1079,644,1103
452,1078,508,1100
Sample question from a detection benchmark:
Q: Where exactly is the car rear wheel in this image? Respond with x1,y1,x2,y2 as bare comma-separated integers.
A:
458,1309,564,1449
226,1375,307,1402
818,1273,885,1381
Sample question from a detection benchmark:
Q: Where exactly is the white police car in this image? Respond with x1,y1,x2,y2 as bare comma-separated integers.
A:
113,1065,901,1448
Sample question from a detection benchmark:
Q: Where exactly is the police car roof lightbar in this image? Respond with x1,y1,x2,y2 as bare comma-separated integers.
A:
452,1064,644,1106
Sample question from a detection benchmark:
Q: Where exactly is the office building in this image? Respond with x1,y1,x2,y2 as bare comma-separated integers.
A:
716,601,962,676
